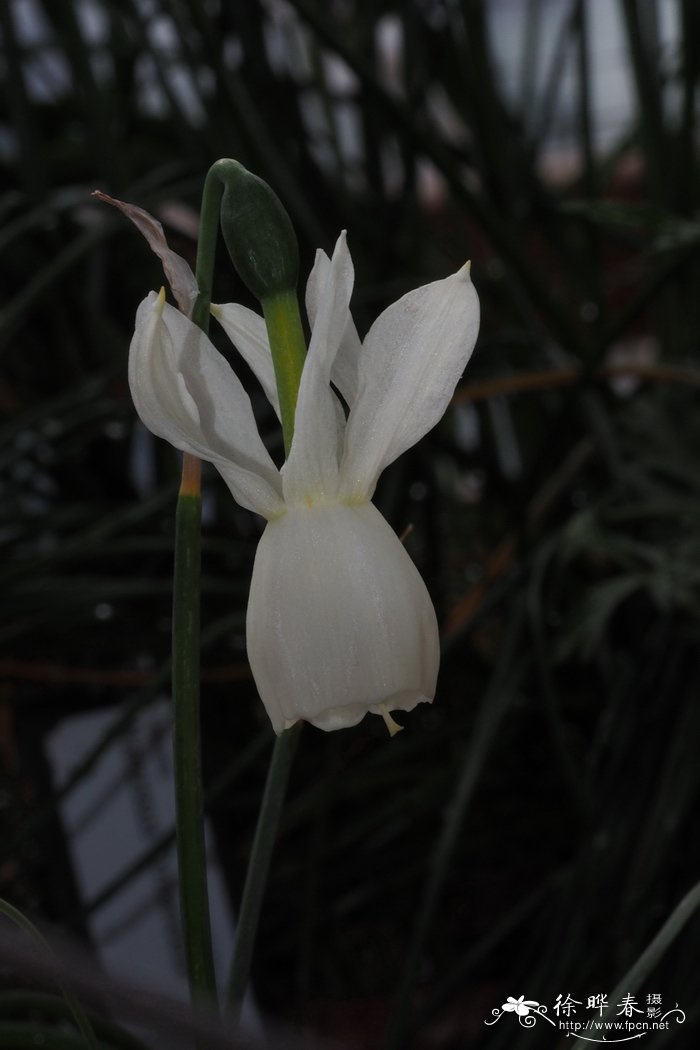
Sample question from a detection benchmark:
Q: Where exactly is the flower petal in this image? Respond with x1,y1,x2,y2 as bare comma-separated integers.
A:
93,192,198,317
338,264,479,501
306,246,363,408
210,302,280,418
247,501,439,733
129,291,284,518
282,232,354,505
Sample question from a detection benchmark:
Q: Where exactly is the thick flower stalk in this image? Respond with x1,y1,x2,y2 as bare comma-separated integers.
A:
129,233,479,733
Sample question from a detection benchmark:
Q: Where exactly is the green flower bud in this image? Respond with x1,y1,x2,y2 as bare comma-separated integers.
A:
214,159,299,301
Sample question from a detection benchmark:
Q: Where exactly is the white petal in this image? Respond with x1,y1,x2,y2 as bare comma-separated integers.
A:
210,303,280,418
306,247,364,408
129,291,284,518
246,501,439,733
339,264,480,501
282,232,354,505
93,192,198,316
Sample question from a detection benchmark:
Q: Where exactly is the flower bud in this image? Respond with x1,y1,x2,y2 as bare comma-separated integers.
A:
215,159,299,301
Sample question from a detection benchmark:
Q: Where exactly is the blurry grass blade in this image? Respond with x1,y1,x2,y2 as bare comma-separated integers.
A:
387,601,527,1050
0,2,46,197
619,0,666,205
285,0,585,355
0,898,98,1050
518,0,544,131
0,615,242,864
0,993,148,1050
570,879,700,1050
36,0,122,185
0,228,105,358
82,728,269,921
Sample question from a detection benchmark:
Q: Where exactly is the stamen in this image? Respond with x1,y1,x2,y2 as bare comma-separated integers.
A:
378,704,404,737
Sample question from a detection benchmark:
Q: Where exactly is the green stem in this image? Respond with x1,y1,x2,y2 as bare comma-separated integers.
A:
191,164,225,333
172,467,217,1011
226,197,308,1007
227,722,302,1007
261,290,307,455
169,166,228,1015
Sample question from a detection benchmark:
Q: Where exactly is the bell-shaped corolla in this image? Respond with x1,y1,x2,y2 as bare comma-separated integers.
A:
129,233,479,733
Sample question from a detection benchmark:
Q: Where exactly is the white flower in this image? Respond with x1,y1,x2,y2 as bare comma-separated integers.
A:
129,233,479,733
502,996,539,1016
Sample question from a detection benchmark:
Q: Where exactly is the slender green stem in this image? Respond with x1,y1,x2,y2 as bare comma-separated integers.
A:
226,195,307,1008
169,165,229,1015
191,164,225,333
174,159,308,1019
227,722,302,1007
261,290,307,455
172,459,218,1011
